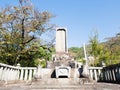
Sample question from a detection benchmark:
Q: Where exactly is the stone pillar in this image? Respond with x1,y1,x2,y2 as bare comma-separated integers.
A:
17,63,20,67
34,65,42,79
56,27,68,53
83,43,88,67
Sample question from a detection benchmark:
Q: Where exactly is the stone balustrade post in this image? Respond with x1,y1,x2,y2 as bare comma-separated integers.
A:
88,67,103,81
17,63,20,67
33,64,42,79
24,69,28,80
28,69,32,81
94,69,97,81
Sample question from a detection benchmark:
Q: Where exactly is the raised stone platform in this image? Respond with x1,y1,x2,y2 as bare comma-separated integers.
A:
32,78,91,85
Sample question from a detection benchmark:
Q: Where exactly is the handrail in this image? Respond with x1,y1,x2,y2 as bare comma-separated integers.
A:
0,63,18,69
88,66,103,81
0,63,37,83
100,63,120,83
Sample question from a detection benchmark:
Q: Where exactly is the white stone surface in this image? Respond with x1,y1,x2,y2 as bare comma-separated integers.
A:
55,66,71,78
55,27,67,53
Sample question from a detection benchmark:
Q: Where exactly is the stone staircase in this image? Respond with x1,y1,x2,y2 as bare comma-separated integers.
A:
32,78,91,85
0,63,96,90
1,63,120,90
1,79,120,90
20,84,96,90
0,78,94,90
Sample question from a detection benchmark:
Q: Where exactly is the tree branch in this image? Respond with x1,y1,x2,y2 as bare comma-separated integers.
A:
23,35,35,44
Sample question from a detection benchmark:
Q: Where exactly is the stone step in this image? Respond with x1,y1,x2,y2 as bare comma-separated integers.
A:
4,84,95,90
32,78,91,85
22,84,95,90
0,83,92,90
1,82,120,90
21,83,120,90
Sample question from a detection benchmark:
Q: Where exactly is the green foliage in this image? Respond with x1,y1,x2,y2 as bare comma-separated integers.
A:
0,0,55,66
88,31,120,66
77,58,86,64
68,31,120,67
34,59,46,68
103,33,120,65
68,47,84,59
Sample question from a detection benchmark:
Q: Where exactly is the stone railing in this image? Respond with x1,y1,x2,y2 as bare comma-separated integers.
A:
99,63,120,83
88,67,103,81
19,67,37,81
0,63,37,83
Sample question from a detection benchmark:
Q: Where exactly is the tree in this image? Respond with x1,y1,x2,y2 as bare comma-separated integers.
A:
104,33,120,65
89,31,104,66
89,31,120,66
68,47,84,60
0,0,55,66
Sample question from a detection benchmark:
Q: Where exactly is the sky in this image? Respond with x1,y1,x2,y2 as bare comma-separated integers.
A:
0,0,120,48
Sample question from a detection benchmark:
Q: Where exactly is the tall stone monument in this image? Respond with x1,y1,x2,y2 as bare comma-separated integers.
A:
45,27,87,79
55,27,68,53
54,27,70,61
49,27,74,68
